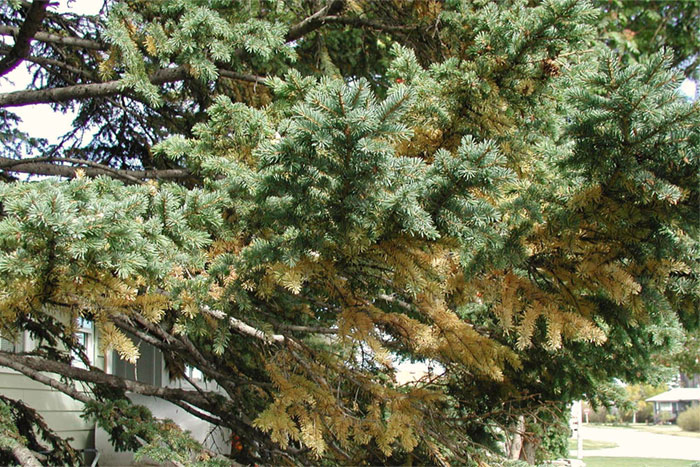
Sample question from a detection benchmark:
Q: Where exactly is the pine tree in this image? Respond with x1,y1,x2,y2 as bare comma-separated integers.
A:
0,1,697,465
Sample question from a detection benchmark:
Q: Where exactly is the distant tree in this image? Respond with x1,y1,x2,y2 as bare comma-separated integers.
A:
0,1,698,465
623,383,667,423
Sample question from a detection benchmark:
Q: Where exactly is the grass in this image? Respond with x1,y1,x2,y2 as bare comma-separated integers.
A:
567,438,618,450
581,457,696,467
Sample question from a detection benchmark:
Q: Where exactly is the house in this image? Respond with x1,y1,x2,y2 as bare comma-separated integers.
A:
0,325,230,466
646,387,700,423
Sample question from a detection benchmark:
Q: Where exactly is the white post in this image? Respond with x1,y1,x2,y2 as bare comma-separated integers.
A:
576,401,583,460
577,421,583,459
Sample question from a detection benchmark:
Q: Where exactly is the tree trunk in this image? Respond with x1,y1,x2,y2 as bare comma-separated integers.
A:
519,436,537,465
505,415,525,460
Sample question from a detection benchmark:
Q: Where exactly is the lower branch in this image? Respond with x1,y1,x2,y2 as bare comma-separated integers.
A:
0,351,91,404
9,442,42,467
0,351,228,419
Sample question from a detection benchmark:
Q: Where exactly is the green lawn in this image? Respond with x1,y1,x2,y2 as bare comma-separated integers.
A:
567,438,618,450
581,457,696,467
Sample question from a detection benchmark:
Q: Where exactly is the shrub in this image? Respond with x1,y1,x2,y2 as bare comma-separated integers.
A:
677,405,700,432
658,411,675,424
587,407,609,424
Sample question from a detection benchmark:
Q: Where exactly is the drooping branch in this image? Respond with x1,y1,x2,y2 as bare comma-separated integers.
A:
0,351,229,419
0,395,80,466
0,352,240,464
0,156,191,181
109,312,256,397
0,351,91,404
0,1,50,78
7,441,42,467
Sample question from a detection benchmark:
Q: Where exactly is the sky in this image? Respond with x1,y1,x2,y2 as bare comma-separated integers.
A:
1,0,102,144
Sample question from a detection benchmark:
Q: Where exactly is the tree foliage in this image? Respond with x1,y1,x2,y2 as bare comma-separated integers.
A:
0,0,698,465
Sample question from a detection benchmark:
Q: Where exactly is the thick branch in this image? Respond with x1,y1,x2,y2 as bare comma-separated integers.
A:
0,66,187,107
285,0,345,42
111,313,248,393
218,69,267,85
322,15,418,33
276,323,337,334
0,351,91,404
0,351,227,416
9,442,42,467
0,156,190,181
0,65,267,108
0,1,50,78
201,306,287,345
0,25,106,50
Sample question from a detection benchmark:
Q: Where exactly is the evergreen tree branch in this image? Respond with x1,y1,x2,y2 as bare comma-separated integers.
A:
217,69,267,85
110,312,255,397
0,155,190,181
0,1,50,78
201,306,289,345
0,351,228,418
0,66,188,107
322,15,418,33
0,65,267,107
0,351,91,404
0,25,106,50
7,440,42,467
0,395,80,465
285,0,346,42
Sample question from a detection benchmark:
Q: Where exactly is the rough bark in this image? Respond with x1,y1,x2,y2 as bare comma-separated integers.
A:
0,351,224,415
285,0,346,42
519,436,538,465
0,66,187,107
10,442,42,467
505,415,525,460
0,1,50,77
0,25,106,50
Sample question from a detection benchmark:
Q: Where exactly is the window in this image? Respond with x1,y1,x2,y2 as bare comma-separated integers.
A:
658,401,673,412
72,318,94,369
112,337,163,387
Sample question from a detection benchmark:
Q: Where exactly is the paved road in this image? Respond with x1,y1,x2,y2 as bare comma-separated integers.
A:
570,425,700,461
